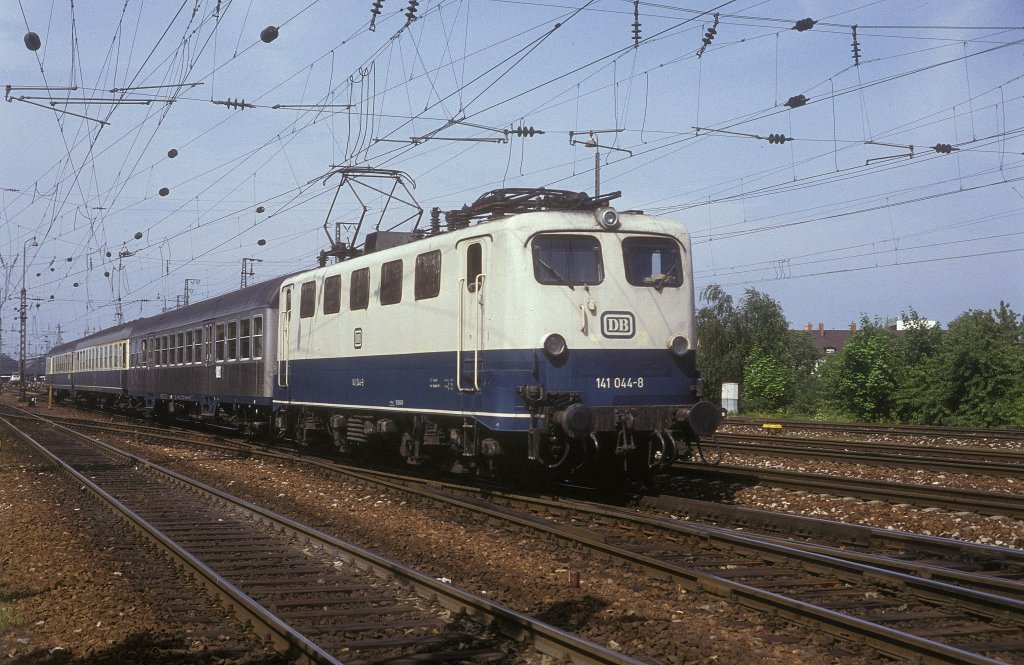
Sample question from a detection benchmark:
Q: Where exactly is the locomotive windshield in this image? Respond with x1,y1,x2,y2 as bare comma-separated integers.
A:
622,237,683,289
532,235,604,286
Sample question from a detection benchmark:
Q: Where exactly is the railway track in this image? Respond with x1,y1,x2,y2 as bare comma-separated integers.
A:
25,409,1024,663
711,431,1024,477
669,463,1024,519
0,408,641,665
183,452,1024,663
726,417,1024,443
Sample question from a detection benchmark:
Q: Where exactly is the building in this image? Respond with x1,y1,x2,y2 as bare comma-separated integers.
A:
801,322,857,358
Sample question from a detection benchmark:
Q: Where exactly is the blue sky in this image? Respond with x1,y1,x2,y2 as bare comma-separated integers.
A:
2,0,1022,355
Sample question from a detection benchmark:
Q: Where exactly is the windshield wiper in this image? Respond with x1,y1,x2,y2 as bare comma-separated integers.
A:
537,259,575,290
648,263,678,292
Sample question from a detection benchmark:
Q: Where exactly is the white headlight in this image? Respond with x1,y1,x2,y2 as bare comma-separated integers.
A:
543,333,568,358
595,207,619,229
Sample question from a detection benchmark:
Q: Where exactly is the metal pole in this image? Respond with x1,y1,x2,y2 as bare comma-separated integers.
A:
594,148,600,198
20,237,36,402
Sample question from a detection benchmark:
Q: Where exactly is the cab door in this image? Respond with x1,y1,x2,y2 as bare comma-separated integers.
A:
278,284,293,390
456,237,490,392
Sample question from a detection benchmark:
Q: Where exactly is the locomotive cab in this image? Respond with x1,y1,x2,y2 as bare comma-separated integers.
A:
481,200,721,481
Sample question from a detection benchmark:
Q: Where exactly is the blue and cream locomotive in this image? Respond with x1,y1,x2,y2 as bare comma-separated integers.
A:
46,188,720,482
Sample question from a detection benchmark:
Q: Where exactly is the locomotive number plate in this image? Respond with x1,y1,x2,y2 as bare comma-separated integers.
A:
595,377,645,389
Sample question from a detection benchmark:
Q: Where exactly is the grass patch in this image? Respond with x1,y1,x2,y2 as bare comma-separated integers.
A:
0,605,20,630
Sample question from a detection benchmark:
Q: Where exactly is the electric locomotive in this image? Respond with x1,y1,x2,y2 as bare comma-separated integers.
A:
45,188,720,484
272,188,720,481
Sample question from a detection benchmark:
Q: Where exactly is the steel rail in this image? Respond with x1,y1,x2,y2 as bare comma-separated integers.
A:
0,416,340,665
17,406,1023,662
726,417,1024,442
712,432,1024,477
338,473,1021,663
672,463,1024,519
1,410,644,665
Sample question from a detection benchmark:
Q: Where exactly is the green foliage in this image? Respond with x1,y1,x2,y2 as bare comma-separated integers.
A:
742,345,793,413
697,284,814,413
697,286,1023,428
817,317,901,421
909,302,1024,428
697,284,793,384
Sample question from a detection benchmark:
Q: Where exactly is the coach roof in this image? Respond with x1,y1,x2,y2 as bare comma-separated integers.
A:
132,276,289,335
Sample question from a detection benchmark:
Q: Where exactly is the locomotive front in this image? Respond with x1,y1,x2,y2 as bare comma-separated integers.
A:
489,195,721,481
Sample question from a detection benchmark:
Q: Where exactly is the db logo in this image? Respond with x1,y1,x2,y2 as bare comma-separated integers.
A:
601,311,635,338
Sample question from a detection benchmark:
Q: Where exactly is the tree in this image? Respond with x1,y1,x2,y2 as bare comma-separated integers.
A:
817,317,901,421
912,302,1024,428
697,284,813,412
742,344,793,413
893,309,945,424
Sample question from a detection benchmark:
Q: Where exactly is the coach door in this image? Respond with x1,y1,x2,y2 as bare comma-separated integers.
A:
456,237,489,392
278,284,293,389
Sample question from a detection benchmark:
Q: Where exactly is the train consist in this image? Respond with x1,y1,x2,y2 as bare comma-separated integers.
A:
46,188,721,483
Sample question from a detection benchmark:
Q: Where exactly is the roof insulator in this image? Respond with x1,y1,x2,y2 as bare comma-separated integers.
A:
793,18,816,32
784,94,808,109
24,32,41,51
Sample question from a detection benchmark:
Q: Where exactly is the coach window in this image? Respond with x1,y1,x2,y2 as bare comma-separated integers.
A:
227,321,238,360
323,275,341,314
622,237,683,289
350,267,370,310
380,260,403,305
300,281,316,318
216,323,226,362
194,328,202,364
204,323,213,362
415,250,441,300
185,330,194,363
177,332,185,365
240,318,251,360
253,315,264,359
531,235,604,286
466,243,482,292
163,335,170,366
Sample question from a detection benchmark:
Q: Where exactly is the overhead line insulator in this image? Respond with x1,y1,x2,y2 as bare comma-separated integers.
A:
932,143,958,154
405,0,418,22
632,0,641,47
696,13,719,59
370,0,384,31
851,25,861,67
213,98,254,110
784,94,808,109
766,133,789,144
512,125,544,137
793,18,816,32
